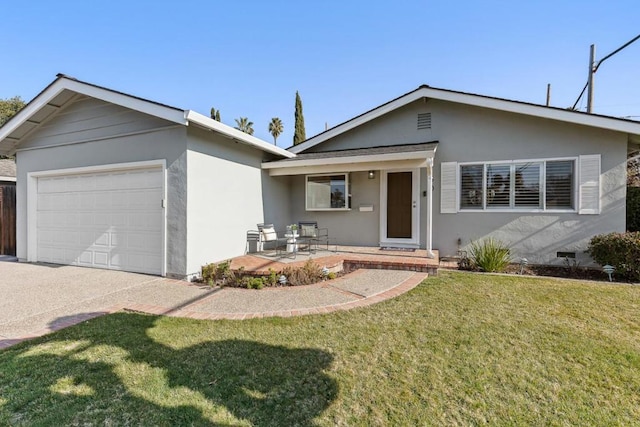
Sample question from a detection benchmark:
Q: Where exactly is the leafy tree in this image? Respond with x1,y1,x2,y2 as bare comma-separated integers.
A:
268,117,284,145
0,96,25,127
210,107,221,122
0,96,25,159
293,91,306,145
629,150,640,186
234,117,254,135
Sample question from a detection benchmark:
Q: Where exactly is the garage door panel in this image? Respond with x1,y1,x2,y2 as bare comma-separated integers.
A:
36,166,163,275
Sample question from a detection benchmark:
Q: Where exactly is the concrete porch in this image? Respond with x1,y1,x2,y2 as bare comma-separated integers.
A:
230,246,440,276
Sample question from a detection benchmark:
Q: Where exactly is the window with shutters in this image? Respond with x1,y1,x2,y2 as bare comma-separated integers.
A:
458,158,576,212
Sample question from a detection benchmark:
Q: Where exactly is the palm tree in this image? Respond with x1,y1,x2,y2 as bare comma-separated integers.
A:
268,117,284,145
234,117,254,135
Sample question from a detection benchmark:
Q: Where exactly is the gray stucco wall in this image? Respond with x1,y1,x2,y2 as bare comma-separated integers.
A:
291,171,380,246
298,99,628,264
15,104,189,276
430,100,627,264
185,127,291,275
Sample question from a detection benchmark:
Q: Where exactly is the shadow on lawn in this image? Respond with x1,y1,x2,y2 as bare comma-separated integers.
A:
2,312,338,425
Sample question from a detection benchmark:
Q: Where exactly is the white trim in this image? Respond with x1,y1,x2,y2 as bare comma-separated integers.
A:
379,168,420,248
26,159,167,276
291,86,640,153
426,158,435,258
268,159,429,176
305,173,350,211
0,176,16,182
185,111,294,158
456,156,579,213
263,149,433,171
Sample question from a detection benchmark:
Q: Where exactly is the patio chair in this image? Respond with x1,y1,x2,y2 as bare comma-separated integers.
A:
298,221,331,253
256,223,293,258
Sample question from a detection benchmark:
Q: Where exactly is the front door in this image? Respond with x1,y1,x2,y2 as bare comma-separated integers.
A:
380,169,420,247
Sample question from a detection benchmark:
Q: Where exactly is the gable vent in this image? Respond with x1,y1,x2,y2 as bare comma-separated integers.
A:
417,113,432,130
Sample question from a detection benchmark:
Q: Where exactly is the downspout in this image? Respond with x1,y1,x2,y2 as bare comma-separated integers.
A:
426,157,435,258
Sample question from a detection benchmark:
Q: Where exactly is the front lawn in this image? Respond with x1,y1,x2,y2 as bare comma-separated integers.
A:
1,272,639,425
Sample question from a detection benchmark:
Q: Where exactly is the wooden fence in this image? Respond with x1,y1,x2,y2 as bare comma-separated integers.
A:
0,185,16,256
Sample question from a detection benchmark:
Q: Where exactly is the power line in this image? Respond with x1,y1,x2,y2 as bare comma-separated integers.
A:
569,33,640,112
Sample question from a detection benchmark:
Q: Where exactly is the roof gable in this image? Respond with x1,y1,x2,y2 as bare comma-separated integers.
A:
0,75,293,158
290,85,640,154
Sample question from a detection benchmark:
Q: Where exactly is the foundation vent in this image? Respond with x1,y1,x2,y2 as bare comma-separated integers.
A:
417,113,431,130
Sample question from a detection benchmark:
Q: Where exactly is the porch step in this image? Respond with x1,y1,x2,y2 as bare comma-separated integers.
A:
343,258,438,276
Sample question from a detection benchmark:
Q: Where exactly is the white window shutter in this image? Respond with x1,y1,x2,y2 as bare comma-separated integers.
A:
440,162,457,213
579,154,601,214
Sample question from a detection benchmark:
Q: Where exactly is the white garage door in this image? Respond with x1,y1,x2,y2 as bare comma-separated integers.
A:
36,167,164,275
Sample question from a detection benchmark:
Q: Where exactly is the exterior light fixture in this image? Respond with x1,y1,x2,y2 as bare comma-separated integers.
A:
279,275,288,286
519,258,528,275
368,170,375,179
321,266,329,279
602,264,615,282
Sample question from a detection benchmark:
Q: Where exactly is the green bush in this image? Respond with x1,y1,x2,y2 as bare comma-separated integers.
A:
468,238,511,272
247,277,265,289
200,260,236,287
201,263,216,285
587,232,640,282
281,259,324,286
627,186,640,232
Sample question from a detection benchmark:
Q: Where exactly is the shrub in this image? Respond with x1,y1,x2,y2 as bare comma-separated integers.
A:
587,232,640,282
267,268,278,287
468,238,511,272
281,259,324,286
327,272,336,280
627,186,640,232
201,263,217,285
247,277,265,289
200,260,236,287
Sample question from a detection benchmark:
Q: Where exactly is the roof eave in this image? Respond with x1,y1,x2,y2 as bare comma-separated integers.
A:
186,111,295,158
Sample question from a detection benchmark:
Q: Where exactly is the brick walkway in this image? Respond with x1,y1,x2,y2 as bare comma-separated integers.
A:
0,269,427,350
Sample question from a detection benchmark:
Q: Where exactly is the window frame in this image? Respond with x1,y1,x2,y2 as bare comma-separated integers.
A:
305,173,351,211
457,157,578,213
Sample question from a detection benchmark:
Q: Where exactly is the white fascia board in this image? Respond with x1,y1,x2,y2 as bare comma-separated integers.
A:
292,86,640,154
0,78,187,145
185,111,295,158
268,159,428,176
62,79,187,125
423,88,640,135
263,149,435,170
0,176,16,182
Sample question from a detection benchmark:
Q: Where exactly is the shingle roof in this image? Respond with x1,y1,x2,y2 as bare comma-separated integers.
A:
274,142,438,163
0,158,16,178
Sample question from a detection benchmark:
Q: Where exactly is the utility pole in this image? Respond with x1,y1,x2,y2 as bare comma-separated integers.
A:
546,83,551,106
587,45,596,113
584,34,640,113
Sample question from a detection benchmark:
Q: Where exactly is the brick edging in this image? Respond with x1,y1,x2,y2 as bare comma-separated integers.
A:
0,271,428,350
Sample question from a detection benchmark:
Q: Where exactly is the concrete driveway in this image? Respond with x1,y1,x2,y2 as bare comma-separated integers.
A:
0,262,214,344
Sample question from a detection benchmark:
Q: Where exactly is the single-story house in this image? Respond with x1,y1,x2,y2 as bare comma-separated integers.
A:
0,74,638,278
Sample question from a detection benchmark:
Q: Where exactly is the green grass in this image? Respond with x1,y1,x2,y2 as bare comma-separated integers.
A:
1,271,639,425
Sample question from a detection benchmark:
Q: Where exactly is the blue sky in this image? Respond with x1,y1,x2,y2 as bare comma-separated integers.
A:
2,1,639,147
